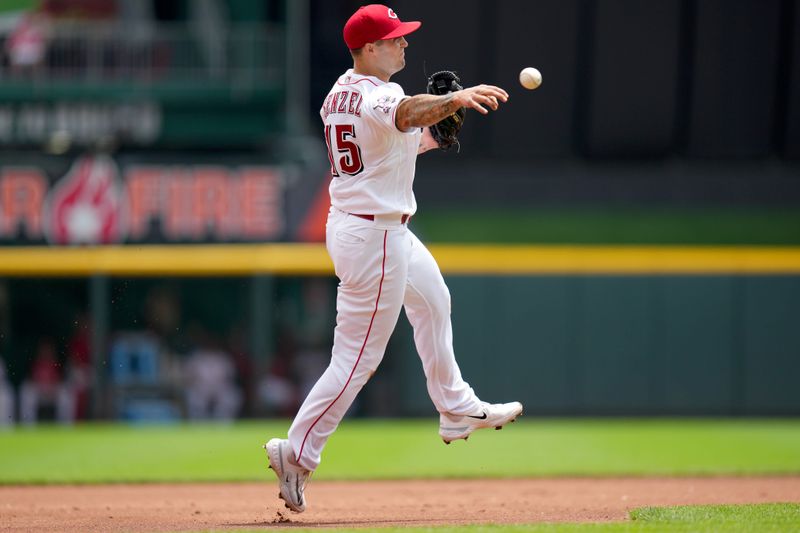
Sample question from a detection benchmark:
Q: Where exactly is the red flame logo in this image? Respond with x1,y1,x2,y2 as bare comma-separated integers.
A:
45,154,126,245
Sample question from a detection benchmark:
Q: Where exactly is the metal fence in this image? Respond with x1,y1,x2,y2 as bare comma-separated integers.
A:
1,22,285,90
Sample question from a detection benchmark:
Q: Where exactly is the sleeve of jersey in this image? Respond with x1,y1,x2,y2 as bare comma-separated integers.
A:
364,84,414,134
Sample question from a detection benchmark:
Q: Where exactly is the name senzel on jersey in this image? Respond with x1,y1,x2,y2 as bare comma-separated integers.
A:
321,90,363,120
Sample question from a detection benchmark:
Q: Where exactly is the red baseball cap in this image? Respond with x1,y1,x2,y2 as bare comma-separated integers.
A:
343,4,421,50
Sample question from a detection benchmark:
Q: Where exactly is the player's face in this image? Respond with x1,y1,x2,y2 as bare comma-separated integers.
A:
374,36,408,76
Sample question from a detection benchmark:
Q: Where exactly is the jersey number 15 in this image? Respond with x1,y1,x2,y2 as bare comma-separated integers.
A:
325,124,364,177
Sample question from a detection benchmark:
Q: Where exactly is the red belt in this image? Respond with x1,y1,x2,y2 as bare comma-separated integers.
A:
352,213,411,224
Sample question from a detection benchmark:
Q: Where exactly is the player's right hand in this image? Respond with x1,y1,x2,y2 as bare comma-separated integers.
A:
453,85,508,114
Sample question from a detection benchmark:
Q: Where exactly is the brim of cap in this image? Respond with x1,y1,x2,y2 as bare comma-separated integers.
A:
381,20,421,41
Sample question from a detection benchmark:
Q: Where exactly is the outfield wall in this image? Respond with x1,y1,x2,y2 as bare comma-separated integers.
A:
389,275,800,417
4,245,798,418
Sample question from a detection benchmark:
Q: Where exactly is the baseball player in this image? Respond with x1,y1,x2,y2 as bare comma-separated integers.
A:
265,4,523,513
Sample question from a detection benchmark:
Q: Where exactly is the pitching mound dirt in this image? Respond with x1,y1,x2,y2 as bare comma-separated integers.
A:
2,477,799,532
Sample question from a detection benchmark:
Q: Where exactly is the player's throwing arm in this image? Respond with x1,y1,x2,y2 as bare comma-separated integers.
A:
396,85,508,130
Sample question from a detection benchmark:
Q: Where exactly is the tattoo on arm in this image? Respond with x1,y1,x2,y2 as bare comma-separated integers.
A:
396,94,458,131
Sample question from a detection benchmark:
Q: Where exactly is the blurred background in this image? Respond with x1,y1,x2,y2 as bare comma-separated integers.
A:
0,0,798,427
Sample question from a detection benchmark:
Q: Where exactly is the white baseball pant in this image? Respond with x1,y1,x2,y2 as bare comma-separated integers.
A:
287,207,480,471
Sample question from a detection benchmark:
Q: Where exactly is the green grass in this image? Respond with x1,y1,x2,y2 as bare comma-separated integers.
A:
631,503,800,531
192,503,800,532
2,421,798,532
410,208,800,244
1,418,799,484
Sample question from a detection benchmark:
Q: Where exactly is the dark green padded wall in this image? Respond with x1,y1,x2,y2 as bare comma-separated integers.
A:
391,276,800,416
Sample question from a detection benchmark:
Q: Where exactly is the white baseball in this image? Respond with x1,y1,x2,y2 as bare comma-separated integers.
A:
519,67,542,90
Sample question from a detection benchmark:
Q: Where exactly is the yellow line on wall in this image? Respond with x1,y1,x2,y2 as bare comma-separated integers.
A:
0,244,333,276
0,244,800,276
431,245,800,274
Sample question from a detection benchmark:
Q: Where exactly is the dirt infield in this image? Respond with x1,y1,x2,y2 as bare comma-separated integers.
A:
2,477,799,532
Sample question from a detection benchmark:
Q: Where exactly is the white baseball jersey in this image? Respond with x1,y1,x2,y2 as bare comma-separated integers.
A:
321,68,422,216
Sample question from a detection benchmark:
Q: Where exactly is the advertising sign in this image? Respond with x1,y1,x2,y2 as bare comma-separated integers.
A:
0,153,293,245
